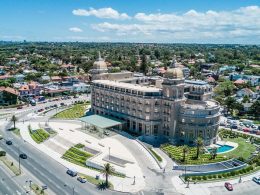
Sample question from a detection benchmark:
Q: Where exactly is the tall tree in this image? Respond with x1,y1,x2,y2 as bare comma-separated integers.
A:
210,147,218,159
195,137,203,159
140,54,148,75
11,115,18,129
182,145,189,162
102,163,114,187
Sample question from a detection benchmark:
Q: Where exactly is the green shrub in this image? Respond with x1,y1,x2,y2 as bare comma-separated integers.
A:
0,151,6,156
217,174,222,179
208,175,212,179
202,175,207,180
191,176,196,181
75,143,85,148
212,175,216,179
197,176,202,180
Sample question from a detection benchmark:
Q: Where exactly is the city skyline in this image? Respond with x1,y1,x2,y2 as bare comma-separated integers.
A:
0,0,260,44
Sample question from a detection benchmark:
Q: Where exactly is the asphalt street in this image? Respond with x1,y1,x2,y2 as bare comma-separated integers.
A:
209,180,260,195
0,165,25,195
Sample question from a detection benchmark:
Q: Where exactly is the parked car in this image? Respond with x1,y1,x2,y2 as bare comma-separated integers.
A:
224,182,233,191
251,124,257,129
6,140,12,145
253,177,260,184
17,106,23,109
239,122,244,126
19,153,27,159
77,176,86,183
66,169,77,177
231,125,238,129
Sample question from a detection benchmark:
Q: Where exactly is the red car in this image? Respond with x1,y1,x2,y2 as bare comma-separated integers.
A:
224,182,233,191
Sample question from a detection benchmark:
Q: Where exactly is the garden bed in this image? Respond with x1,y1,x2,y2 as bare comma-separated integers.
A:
29,128,50,144
161,144,227,165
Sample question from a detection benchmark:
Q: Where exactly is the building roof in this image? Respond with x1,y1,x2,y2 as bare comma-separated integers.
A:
93,80,161,93
80,114,124,129
0,87,19,96
234,79,246,84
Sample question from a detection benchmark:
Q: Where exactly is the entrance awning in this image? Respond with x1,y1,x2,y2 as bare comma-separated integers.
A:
79,114,124,129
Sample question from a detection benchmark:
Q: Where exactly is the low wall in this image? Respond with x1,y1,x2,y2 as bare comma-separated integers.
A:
182,164,247,176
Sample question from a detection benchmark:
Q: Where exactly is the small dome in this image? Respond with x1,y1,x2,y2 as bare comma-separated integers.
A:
93,51,107,70
93,60,107,70
165,68,184,79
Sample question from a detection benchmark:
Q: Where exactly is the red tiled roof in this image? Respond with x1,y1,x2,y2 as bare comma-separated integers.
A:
0,87,19,96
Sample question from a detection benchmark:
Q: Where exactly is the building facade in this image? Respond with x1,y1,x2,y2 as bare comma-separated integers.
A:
91,67,220,146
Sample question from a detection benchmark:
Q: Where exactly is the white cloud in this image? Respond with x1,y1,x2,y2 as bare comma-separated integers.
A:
72,7,130,20
91,6,260,43
69,27,83,32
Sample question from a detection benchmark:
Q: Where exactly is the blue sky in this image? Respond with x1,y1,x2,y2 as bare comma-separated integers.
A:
0,0,260,43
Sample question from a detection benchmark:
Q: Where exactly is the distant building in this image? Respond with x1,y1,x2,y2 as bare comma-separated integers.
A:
89,52,133,81
0,87,19,105
237,88,257,99
15,74,25,83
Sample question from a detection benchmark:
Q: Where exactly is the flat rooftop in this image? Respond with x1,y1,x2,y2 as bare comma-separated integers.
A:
93,80,161,93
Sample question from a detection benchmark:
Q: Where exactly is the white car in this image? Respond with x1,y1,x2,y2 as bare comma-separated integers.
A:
253,177,260,184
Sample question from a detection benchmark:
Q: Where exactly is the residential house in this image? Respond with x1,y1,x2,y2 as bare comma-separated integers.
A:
0,87,19,105
15,74,25,83
237,88,257,99
19,82,41,98
72,83,90,93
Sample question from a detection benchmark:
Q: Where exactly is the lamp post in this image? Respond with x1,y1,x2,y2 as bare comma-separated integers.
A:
133,176,136,185
108,147,111,160
26,180,32,192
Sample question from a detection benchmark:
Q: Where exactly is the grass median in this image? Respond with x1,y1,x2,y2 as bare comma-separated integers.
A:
0,156,21,176
54,103,89,119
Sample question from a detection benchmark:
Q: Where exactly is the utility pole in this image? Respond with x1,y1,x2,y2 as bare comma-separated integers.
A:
109,147,111,160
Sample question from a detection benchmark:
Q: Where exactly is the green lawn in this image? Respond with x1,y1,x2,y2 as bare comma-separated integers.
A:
29,129,50,144
161,145,227,165
54,103,88,119
219,137,256,159
149,148,162,162
62,146,93,167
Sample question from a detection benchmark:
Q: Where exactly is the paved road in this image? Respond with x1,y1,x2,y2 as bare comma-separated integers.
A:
209,180,260,195
0,123,125,195
0,164,25,195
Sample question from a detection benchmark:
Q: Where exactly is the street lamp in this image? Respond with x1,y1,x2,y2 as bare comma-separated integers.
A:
108,147,111,160
26,180,32,192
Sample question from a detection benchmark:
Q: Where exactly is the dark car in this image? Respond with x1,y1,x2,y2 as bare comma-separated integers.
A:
224,182,233,191
6,140,12,145
19,153,27,159
66,169,77,177
17,106,23,109
77,176,86,183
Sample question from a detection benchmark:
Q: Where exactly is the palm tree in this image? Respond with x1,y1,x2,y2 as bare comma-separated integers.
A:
195,137,203,159
210,147,218,159
182,145,189,162
102,163,114,187
11,115,18,129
